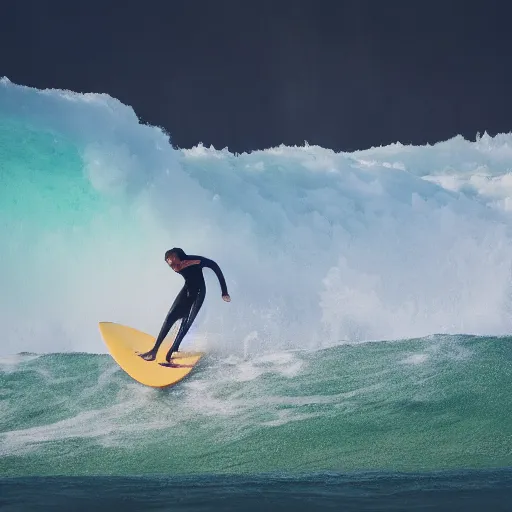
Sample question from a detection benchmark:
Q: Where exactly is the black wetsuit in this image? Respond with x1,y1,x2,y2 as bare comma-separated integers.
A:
152,256,228,361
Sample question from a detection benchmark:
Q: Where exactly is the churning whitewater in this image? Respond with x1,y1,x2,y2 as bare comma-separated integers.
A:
0,78,512,477
2,78,512,357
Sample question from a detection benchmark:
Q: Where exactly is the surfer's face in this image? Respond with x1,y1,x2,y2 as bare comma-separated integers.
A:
166,253,180,267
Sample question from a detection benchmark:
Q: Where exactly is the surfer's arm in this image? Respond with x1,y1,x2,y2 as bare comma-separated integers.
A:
200,257,229,297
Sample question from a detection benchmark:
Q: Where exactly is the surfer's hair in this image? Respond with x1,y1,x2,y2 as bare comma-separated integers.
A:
165,248,187,260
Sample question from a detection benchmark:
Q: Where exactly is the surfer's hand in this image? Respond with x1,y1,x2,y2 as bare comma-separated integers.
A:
222,294,231,302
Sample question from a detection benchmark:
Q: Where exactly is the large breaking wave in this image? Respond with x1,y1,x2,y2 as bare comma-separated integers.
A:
2,77,512,356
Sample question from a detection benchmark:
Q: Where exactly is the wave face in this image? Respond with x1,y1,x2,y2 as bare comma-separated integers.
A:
1,335,511,476
3,78,512,356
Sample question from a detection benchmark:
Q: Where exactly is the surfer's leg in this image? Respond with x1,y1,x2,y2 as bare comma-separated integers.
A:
138,287,187,361
163,287,205,363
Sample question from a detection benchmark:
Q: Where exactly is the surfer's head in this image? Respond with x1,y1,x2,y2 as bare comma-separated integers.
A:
165,247,187,265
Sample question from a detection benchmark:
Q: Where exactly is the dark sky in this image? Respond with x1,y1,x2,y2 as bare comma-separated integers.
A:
1,0,512,153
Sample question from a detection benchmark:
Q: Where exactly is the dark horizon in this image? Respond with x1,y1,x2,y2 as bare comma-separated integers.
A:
2,0,512,153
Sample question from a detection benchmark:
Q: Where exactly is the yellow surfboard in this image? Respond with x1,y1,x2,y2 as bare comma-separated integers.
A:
98,322,204,388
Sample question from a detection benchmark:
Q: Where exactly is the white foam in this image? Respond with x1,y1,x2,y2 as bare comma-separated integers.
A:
0,382,184,456
261,409,325,427
2,79,512,357
400,354,430,365
0,354,41,374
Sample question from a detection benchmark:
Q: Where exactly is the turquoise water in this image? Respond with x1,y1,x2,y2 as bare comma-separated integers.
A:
0,117,100,225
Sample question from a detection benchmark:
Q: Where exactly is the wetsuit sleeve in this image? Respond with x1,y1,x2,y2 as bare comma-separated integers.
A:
200,257,228,296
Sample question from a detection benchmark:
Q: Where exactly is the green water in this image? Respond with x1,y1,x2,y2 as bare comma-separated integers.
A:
1,335,510,476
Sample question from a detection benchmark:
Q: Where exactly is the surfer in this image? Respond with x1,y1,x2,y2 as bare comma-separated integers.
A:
138,248,230,367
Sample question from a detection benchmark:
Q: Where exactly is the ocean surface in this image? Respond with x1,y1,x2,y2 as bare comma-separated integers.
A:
1,78,511,509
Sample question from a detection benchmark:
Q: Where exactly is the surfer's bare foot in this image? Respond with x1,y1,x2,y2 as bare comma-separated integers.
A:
138,350,157,361
159,352,182,368
159,361,179,368
159,361,193,368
